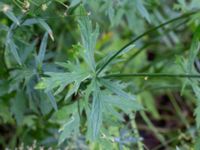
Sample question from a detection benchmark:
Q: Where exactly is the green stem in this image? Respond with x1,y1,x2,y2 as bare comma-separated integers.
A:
121,19,189,73
130,113,144,150
140,111,166,146
167,91,190,129
96,10,200,75
102,73,200,79
121,41,157,72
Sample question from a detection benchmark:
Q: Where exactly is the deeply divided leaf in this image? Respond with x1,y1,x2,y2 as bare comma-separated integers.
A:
78,7,99,71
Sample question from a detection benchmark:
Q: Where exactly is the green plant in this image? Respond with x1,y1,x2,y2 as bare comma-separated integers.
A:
1,0,200,149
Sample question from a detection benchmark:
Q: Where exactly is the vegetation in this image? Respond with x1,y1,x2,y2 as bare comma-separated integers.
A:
0,0,200,149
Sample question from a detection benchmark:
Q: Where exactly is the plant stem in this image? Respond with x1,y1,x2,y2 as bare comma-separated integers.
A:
102,73,200,79
121,18,189,73
130,113,144,150
140,111,166,146
167,91,190,129
97,10,200,75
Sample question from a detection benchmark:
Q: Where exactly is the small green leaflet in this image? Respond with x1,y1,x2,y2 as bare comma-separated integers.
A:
135,0,151,23
58,114,80,145
190,82,200,128
187,25,200,73
96,51,117,71
107,1,114,26
88,79,103,140
46,91,58,111
104,104,124,121
0,99,12,123
0,80,9,97
6,39,22,65
9,67,35,88
38,19,54,41
37,32,49,68
102,93,142,113
141,91,160,119
0,2,20,25
3,11,20,25
78,7,99,71
22,18,54,41
11,91,26,125
99,79,135,101
96,44,135,71
69,0,81,7
65,82,80,100
35,62,90,98
21,40,36,63
176,0,187,11
39,92,53,115
87,80,141,140
118,44,135,56
6,24,22,65
186,25,200,128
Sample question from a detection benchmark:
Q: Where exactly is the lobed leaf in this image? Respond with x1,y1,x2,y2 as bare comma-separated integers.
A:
102,91,142,113
58,114,80,145
78,7,99,71
35,63,90,99
88,79,103,140
185,25,200,127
